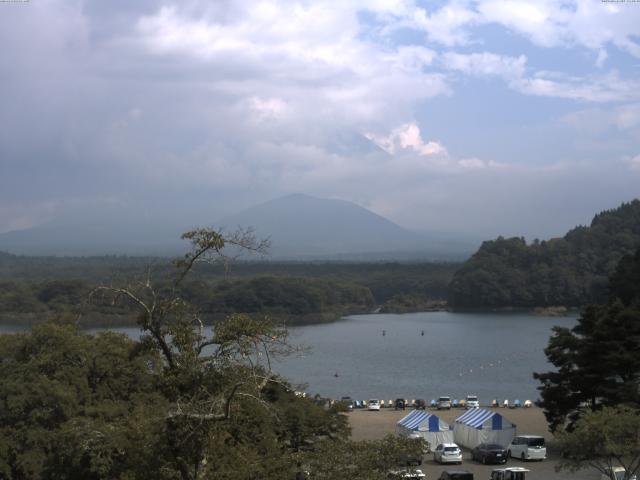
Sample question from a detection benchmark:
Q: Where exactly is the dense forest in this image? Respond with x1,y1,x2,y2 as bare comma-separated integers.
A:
0,229,426,480
0,253,458,325
449,200,640,308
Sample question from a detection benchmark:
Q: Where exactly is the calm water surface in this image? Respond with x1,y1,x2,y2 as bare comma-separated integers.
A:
1,311,575,404
276,311,576,403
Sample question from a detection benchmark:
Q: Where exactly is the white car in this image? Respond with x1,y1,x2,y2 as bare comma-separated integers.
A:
368,399,381,411
490,467,530,480
465,395,479,409
433,443,463,464
388,469,426,479
600,467,637,480
508,435,546,461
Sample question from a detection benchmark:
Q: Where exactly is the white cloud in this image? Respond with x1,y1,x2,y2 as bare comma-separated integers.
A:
442,52,527,79
442,51,640,103
365,123,447,157
626,154,640,172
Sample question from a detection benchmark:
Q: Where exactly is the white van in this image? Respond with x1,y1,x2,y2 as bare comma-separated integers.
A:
508,435,546,461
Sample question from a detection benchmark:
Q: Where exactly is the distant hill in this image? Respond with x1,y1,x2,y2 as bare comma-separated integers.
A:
0,194,475,259
219,194,471,259
448,199,640,308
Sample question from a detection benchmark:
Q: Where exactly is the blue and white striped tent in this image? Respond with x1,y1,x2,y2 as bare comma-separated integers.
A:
396,410,454,447
453,408,516,449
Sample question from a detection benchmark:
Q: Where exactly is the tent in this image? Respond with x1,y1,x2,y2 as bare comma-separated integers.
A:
453,409,516,449
396,410,454,448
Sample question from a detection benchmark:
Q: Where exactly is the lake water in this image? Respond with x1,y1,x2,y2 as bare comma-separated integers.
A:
276,311,576,404
0,311,575,404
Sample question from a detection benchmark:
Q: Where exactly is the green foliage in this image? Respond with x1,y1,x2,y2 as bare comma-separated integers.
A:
450,200,640,308
0,257,458,325
188,276,375,318
556,406,640,480
534,246,640,432
0,322,167,479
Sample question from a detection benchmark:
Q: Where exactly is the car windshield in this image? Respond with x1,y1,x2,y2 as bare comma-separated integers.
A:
527,437,545,447
614,471,625,480
370,399,379,404
487,444,503,450
467,396,478,401
451,474,473,480
444,447,459,452
439,397,450,402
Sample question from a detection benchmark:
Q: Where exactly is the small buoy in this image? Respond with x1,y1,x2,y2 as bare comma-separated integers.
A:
334,372,339,377
421,330,424,336
382,330,386,336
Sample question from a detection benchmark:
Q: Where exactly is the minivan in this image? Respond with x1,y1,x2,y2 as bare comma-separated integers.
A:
508,435,546,461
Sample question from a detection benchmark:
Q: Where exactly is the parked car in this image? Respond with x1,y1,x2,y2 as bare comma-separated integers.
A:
433,443,463,464
395,398,406,410
490,467,530,480
339,396,353,410
508,435,546,461
437,469,474,480
388,468,427,479
437,396,452,410
470,443,507,464
465,395,479,409
415,398,427,410
368,399,381,411
398,451,423,467
600,467,637,480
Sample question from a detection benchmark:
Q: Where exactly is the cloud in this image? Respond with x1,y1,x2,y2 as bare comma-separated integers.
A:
442,51,640,103
365,123,447,157
626,154,640,172
0,0,639,240
442,52,527,79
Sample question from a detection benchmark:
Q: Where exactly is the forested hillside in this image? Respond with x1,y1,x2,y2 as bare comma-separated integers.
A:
449,200,640,308
0,254,458,325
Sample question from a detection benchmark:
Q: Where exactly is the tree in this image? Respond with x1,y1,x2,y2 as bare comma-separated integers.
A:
556,406,640,480
534,247,640,432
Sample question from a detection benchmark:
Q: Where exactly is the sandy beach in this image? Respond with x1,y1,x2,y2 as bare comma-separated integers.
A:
348,407,601,480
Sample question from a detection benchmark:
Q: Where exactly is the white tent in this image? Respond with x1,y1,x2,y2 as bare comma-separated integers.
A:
453,409,515,449
396,410,454,449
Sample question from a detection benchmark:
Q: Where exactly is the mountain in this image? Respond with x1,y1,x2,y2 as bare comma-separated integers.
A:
449,199,640,308
219,194,433,258
0,194,474,259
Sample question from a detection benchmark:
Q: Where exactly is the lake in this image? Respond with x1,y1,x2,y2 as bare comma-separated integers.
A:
0,311,576,404
274,311,576,403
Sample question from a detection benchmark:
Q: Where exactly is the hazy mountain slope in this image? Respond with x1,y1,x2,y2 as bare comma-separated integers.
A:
219,194,426,257
0,193,475,259
449,199,640,308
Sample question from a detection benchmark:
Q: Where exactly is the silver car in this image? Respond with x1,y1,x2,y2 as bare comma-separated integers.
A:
433,443,463,464
437,396,452,410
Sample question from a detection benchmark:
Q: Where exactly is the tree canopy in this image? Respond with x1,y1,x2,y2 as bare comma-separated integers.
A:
556,406,640,480
449,200,640,308
534,246,640,432
0,228,425,479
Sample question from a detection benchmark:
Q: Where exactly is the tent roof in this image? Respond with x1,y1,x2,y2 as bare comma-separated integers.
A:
397,410,447,430
455,409,510,429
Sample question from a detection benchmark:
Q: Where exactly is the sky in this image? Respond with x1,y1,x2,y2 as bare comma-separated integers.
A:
1,0,640,241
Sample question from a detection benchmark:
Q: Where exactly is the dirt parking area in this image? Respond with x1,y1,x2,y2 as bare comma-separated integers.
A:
348,407,600,480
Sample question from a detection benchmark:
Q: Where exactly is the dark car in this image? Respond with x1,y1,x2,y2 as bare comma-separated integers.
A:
415,398,427,410
339,396,353,410
395,398,406,410
471,443,508,465
438,469,474,480
398,451,422,467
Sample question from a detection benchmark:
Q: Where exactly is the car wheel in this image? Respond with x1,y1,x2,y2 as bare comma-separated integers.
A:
507,450,511,459
521,453,525,461
482,456,486,465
